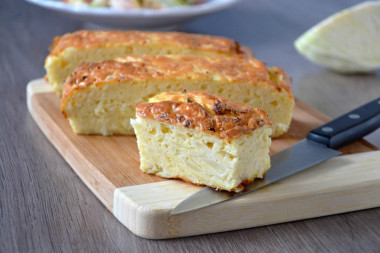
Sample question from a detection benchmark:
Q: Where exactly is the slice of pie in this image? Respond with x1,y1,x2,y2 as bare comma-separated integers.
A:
45,30,249,96
131,91,272,192
61,55,293,137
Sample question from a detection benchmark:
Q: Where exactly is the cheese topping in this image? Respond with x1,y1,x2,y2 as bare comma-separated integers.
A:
49,30,244,57
136,91,272,141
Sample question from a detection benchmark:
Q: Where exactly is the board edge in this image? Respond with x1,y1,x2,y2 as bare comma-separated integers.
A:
26,79,116,211
113,150,380,239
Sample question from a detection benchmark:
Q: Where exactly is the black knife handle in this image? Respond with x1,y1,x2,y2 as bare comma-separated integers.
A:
307,97,380,149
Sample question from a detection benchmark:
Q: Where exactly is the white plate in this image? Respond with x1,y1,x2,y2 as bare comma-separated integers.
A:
26,0,240,29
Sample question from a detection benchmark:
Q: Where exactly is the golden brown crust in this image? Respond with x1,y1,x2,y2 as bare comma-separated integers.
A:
135,91,272,141
61,55,292,100
48,30,245,57
268,67,293,94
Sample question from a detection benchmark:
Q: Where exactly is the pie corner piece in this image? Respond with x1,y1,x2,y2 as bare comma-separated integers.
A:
131,90,272,193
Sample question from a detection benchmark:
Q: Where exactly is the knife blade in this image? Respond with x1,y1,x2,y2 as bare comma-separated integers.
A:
171,97,380,215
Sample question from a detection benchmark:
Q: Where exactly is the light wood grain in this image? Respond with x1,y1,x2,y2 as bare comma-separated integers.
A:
114,151,380,238
27,79,166,211
27,79,379,239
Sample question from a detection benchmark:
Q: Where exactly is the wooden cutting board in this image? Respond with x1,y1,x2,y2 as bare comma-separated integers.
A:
27,78,380,239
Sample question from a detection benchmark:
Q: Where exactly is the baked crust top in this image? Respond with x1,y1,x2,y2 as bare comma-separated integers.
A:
136,91,272,141
48,30,244,57
62,55,292,99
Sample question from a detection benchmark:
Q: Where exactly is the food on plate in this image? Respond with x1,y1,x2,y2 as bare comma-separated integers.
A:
295,1,380,73
108,0,140,9
61,55,294,137
111,0,202,10
62,0,109,7
131,91,272,192
45,30,249,96
62,0,202,9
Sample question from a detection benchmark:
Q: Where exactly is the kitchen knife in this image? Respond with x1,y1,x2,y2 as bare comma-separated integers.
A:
171,97,380,215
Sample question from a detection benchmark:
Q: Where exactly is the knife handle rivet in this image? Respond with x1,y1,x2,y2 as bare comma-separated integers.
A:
321,127,334,132
348,113,360,119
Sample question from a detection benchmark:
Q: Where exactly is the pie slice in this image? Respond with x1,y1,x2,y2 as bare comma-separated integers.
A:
131,91,272,192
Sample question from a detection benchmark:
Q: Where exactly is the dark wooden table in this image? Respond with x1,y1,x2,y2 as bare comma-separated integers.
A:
1,0,379,252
